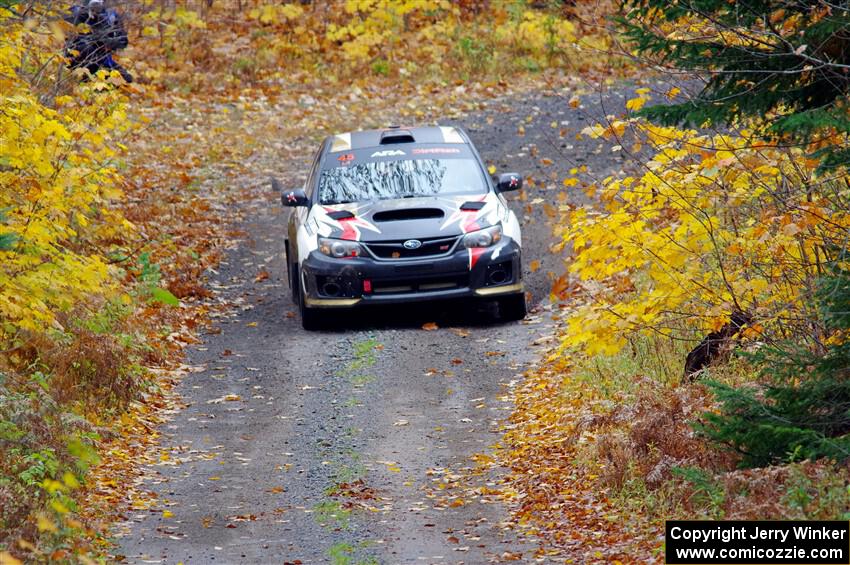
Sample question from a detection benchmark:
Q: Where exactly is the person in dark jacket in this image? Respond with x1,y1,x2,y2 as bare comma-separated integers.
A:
65,0,132,83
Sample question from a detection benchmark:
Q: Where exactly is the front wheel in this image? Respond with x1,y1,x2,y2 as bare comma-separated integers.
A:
289,261,300,304
299,284,325,331
498,293,527,322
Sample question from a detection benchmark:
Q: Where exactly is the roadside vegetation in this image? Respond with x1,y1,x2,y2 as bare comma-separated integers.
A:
9,0,847,562
0,0,616,561
495,1,850,561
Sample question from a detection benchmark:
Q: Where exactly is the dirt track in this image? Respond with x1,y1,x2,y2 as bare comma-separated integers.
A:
116,84,635,564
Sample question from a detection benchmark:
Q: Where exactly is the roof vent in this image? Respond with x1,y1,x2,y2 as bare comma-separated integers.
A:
380,129,415,145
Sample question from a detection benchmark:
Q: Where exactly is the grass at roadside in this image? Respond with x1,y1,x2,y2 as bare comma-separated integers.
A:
496,325,850,562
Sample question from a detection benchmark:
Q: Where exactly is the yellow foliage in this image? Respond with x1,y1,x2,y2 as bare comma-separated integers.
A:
248,3,304,25
0,8,131,339
559,117,850,355
510,10,576,52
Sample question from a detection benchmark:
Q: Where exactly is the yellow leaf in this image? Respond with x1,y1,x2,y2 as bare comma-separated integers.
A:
0,551,23,565
37,514,57,533
625,96,647,111
62,472,80,489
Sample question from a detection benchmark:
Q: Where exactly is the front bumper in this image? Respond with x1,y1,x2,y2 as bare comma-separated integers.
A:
300,238,523,308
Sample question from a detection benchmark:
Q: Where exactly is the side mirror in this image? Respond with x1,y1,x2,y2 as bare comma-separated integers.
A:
495,173,522,192
281,187,309,207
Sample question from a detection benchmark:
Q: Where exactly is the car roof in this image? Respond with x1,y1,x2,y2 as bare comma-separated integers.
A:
324,126,469,153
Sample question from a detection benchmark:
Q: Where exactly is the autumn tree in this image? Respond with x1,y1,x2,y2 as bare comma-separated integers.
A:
605,0,850,464
700,260,850,466
621,0,850,169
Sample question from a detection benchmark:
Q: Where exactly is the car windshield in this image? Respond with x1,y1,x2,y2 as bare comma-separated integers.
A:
318,158,486,204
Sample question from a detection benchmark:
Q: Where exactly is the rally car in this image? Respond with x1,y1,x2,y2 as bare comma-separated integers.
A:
280,125,525,330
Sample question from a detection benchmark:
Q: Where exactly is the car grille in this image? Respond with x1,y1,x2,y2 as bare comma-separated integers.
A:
372,273,469,294
364,235,460,260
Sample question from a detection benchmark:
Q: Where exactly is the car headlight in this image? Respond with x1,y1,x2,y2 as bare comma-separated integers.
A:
318,238,363,258
463,224,502,248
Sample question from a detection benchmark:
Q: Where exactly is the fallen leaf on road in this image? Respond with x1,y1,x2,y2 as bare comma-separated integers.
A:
377,460,401,472
422,322,439,331
450,328,470,338
393,419,409,426
207,394,241,403
254,270,270,282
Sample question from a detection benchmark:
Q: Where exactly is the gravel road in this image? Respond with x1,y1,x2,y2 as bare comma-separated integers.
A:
116,83,636,564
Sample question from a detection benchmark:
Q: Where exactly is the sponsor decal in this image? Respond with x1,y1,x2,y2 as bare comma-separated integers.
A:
330,132,352,152
411,147,462,155
441,195,488,233
439,126,465,144
286,192,298,203
370,149,406,157
337,153,354,164
319,206,381,241
468,248,486,270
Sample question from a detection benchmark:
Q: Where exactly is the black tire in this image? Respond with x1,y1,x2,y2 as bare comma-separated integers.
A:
299,284,325,331
498,293,527,322
289,261,300,304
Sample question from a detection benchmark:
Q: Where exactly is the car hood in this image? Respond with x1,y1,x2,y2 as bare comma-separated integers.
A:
310,194,507,243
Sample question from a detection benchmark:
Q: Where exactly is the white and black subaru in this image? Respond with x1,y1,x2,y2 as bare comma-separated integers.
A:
279,125,525,330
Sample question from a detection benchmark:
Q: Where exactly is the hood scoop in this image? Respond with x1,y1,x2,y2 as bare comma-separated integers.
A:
373,208,444,222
